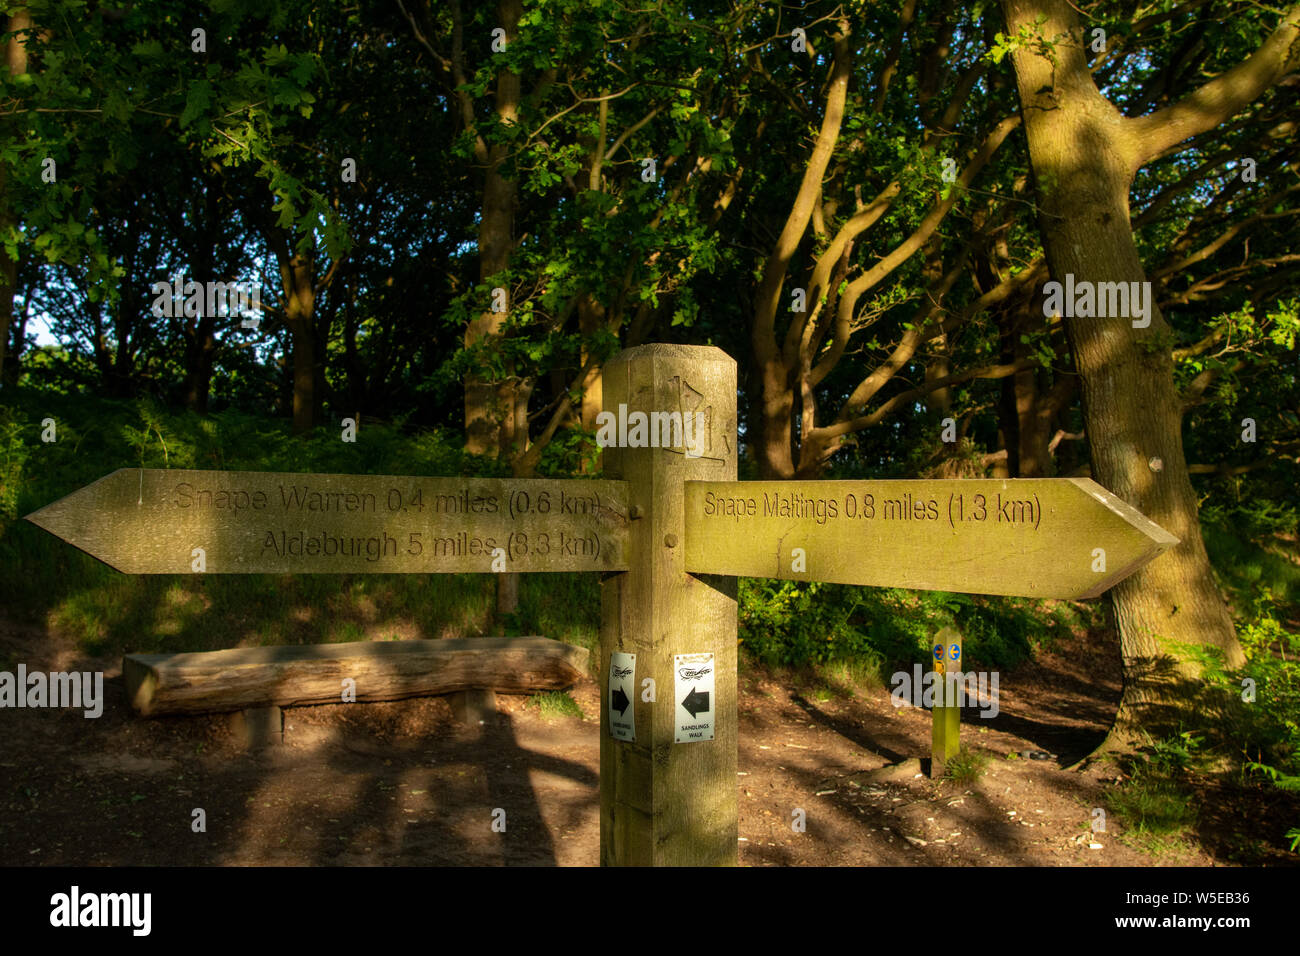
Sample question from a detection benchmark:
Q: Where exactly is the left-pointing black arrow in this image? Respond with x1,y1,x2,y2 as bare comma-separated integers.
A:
611,685,630,715
682,687,710,718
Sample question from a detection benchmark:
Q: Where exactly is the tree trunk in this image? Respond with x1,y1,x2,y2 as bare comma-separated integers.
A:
181,319,217,411
1007,302,1056,477
464,0,522,456
990,425,1011,479
459,0,525,624
756,364,797,479
108,248,140,398
180,257,215,412
2,276,25,387
281,252,317,433
922,236,952,415
180,193,227,412
1002,0,1247,751
0,190,15,386
578,294,605,473
0,10,32,387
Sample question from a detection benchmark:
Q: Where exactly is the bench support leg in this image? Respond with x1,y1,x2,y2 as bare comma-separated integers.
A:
230,705,283,748
453,688,497,727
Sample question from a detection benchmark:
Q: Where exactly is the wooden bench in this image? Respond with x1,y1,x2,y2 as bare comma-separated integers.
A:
123,637,588,728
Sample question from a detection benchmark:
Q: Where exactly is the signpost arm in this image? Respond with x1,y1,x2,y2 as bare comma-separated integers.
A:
599,344,738,866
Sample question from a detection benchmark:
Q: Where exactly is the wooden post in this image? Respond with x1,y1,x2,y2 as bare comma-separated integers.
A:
599,344,738,866
930,626,963,778
230,705,283,749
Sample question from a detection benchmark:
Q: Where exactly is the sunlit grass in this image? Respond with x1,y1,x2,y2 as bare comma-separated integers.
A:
526,690,583,720
1106,749,1199,856
944,746,990,785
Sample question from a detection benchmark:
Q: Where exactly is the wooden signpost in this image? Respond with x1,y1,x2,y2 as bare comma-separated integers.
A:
26,471,629,575
598,344,738,867
25,343,1179,868
683,478,1177,598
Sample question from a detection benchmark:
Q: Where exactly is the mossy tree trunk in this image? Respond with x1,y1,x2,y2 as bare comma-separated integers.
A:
1001,0,1300,750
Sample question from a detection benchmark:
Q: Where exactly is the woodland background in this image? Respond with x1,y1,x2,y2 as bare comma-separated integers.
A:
0,1,1297,856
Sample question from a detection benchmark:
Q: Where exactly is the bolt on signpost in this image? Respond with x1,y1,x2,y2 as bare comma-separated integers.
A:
26,344,1178,867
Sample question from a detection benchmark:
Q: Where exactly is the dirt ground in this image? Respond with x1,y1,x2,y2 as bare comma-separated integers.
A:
1,611,1294,867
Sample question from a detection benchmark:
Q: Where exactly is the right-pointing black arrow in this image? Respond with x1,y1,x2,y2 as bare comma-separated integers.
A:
682,687,710,718
611,685,630,716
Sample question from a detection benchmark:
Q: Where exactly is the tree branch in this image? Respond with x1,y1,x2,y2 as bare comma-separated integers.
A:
1126,4,1300,169
818,358,1039,442
813,114,1021,384
752,21,851,372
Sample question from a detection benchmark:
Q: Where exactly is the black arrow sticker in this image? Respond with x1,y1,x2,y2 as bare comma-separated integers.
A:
682,687,710,718
611,685,630,716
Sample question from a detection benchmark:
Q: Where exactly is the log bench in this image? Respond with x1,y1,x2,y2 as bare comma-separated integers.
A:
123,637,588,742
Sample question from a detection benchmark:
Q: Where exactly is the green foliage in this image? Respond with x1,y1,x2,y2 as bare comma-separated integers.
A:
527,691,583,721
814,658,882,697
984,17,1053,65
1178,521,1300,850
2,10,1299,870
0,406,32,520
1197,525,1300,777
510,572,600,668
737,577,1092,673
1244,758,1300,792
739,579,872,667
1201,499,1299,541
1107,736,1201,854
122,398,172,468
944,746,989,784
0,389,507,654
1177,626,1300,781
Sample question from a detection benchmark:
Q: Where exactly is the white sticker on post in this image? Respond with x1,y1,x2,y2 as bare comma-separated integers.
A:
674,652,714,743
609,651,636,742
